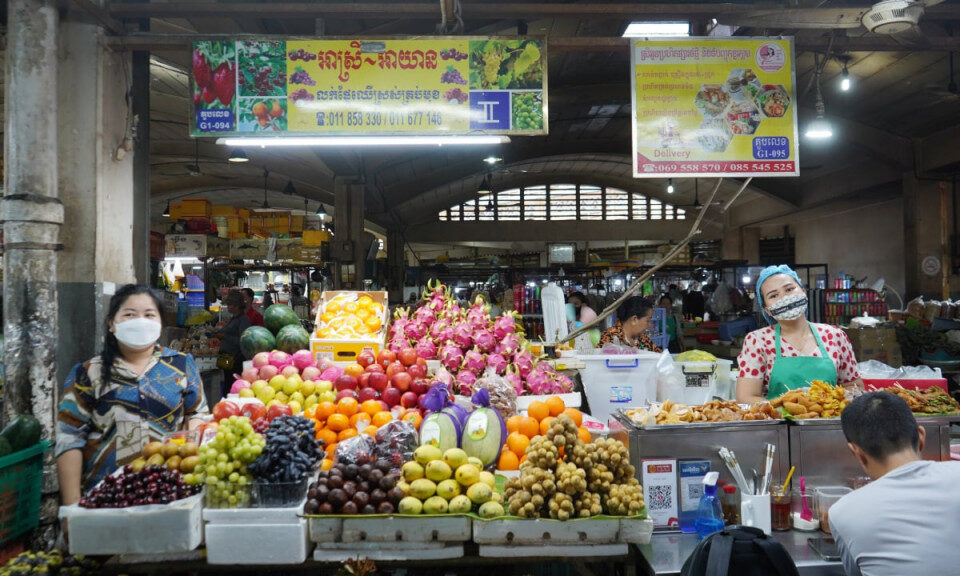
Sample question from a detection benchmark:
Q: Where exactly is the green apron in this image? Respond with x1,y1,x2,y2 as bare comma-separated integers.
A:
766,323,838,399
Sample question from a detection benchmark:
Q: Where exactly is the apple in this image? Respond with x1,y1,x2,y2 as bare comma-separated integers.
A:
281,365,300,378
259,365,280,381
358,387,380,402
240,402,267,422
377,400,389,412
407,364,426,379
301,366,322,381
400,391,419,408
358,373,372,389
335,374,358,391
398,348,418,367
316,380,333,394
357,349,376,368
365,363,385,374
241,367,260,383
391,372,412,392
319,390,337,403
377,350,397,368
336,389,359,402
300,380,316,396
385,362,404,379
382,387,402,407
368,372,389,393
266,403,293,422
230,379,251,394
212,400,241,422
410,378,430,396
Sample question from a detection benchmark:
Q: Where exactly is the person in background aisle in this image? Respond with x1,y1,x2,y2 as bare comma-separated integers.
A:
736,265,863,404
659,294,685,353
56,285,208,503
829,392,960,576
241,288,264,327
290,284,311,319
668,283,682,305
598,296,662,352
212,290,251,395
262,290,274,308
682,284,706,319
568,291,598,325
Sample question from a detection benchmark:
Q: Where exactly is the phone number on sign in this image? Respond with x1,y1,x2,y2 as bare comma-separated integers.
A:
642,162,795,173
316,111,444,128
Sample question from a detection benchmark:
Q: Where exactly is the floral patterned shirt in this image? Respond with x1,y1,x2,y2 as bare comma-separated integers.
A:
737,323,861,391
599,322,663,353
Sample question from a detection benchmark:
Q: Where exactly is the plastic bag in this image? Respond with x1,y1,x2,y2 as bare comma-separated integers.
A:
472,369,518,418
601,341,638,355
333,433,376,466
656,351,684,402
906,296,925,320
707,281,733,316
373,420,419,470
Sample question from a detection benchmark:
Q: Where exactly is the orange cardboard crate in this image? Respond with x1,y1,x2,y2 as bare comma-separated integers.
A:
311,291,388,363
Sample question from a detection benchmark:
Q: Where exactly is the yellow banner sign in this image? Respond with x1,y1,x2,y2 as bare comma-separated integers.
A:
631,38,798,178
190,38,547,137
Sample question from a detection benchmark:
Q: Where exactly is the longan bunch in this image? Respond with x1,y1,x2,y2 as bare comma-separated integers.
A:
592,437,636,485
506,466,556,518
587,463,615,494
548,492,575,520
524,435,560,470
548,414,580,449
574,491,603,518
556,461,587,495
568,441,598,474
604,482,645,516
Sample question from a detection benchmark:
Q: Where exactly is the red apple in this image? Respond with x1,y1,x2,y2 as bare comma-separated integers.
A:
410,377,430,396
401,391,419,408
357,349,376,368
416,357,427,369
392,372,412,392
368,372,389,393
239,402,267,422
266,403,293,422
382,387,402,407
385,362,405,379
377,400,389,412
358,387,380,402
377,350,397,368
336,389,359,402
358,373,372,389
212,400,241,422
365,363,385,374
407,364,426,379
335,374,358,391
398,348,418,367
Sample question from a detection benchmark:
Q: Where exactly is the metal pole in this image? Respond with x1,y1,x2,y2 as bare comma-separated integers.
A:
3,0,63,547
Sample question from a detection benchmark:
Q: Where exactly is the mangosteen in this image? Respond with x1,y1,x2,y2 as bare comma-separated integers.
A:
379,475,397,491
317,476,329,487
304,500,320,514
342,480,358,498
370,488,387,505
345,464,360,478
358,464,373,480
318,502,334,515
388,486,405,505
353,491,370,509
359,481,371,493
369,469,385,484
316,485,331,501
341,501,359,515
308,488,319,500
327,475,344,489
328,488,348,508
377,501,395,514
362,504,377,515
376,459,392,473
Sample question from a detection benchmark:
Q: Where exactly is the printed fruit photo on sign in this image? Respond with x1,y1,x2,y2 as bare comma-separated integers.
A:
240,98,287,131
193,41,236,109
469,39,543,90
238,40,287,97
512,91,543,131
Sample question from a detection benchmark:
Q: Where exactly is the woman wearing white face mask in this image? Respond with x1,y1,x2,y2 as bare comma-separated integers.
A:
736,265,864,404
56,285,209,505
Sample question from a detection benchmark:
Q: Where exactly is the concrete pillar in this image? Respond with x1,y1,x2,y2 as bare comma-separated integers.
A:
331,180,366,289
3,0,63,546
132,47,151,284
904,173,951,298
387,229,406,303
56,15,137,385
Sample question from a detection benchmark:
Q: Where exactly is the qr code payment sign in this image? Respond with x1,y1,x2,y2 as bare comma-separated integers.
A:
648,485,674,510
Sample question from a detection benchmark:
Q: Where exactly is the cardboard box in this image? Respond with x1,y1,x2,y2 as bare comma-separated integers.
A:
177,198,213,218
303,230,330,247
230,238,270,260
843,327,902,367
212,205,238,218
165,234,229,258
311,291,388,363
641,459,678,529
275,239,303,261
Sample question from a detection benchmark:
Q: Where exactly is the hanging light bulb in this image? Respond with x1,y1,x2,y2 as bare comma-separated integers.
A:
228,148,249,162
839,64,851,92
162,201,171,218
805,74,833,140
666,178,675,194
478,173,492,195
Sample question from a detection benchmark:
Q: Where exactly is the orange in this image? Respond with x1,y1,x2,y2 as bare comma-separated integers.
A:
365,316,382,332
506,415,524,434
362,425,378,436
527,401,549,422
350,413,372,428
338,428,358,442
578,426,592,444
402,412,423,430
345,302,360,314
545,396,566,417
326,301,341,314
337,397,359,416
316,401,336,421
507,432,530,457
343,364,364,378
539,416,555,436
321,458,334,471
356,309,371,321
519,454,527,466
325,442,338,458
326,413,349,432
315,428,337,448
360,400,382,417
372,411,393,428
358,295,374,308
498,449,520,471
321,312,335,324
303,405,318,421
563,408,583,427
517,416,540,439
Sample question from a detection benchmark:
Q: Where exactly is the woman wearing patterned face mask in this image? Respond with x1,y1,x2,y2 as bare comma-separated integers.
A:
56,285,209,505
736,265,864,404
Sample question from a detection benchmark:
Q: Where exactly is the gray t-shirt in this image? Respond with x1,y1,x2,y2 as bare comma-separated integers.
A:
829,460,960,576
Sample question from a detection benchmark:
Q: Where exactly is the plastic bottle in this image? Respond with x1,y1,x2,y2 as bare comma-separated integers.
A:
694,471,725,540
721,485,740,526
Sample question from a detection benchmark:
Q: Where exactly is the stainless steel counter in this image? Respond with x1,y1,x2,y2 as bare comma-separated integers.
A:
637,530,846,576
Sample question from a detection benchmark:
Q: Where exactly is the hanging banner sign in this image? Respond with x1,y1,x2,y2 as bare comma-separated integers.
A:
631,37,798,178
190,37,547,137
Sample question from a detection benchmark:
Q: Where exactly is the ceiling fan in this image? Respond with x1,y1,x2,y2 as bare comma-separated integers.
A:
157,140,236,180
718,0,945,39
672,181,723,211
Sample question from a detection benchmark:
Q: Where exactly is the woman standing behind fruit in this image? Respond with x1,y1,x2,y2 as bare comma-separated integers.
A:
56,285,209,505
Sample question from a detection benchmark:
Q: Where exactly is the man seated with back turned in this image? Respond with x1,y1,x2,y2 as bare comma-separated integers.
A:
829,392,960,576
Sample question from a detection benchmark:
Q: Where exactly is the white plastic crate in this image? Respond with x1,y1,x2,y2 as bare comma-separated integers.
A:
205,519,309,565
308,515,471,543
580,353,660,423
59,493,203,555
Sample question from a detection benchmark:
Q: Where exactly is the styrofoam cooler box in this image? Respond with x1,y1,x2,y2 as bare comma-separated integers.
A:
308,516,471,544
205,520,309,564
674,361,718,405
579,353,660,422
516,392,581,411
59,494,203,555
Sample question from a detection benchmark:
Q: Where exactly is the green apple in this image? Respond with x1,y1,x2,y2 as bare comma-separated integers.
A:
238,388,255,398
269,375,287,392
289,391,305,405
304,394,319,408
300,380,316,396
316,380,334,394
319,390,337,403
257,387,276,403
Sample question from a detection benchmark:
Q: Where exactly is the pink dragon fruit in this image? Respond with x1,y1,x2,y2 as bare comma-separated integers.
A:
474,329,497,354
485,352,508,375
493,313,518,339
431,366,455,388
554,372,574,393
451,323,473,349
514,346,536,378
440,342,465,371
414,305,437,326
388,338,406,353
466,296,491,329
456,369,478,395
415,337,438,360
390,308,411,340
524,368,553,395
462,347,486,374
504,365,524,396
429,319,448,341
425,279,448,308
496,332,521,356
405,319,427,341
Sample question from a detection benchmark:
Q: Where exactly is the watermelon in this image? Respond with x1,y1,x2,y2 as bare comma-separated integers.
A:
264,304,300,335
240,326,276,359
0,414,42,453
275,324,310,354
0,436,12,458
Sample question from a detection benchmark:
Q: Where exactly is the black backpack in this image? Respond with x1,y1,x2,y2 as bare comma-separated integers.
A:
680,526,800,576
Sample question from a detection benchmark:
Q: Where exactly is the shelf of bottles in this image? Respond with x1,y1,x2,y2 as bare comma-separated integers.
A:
822,289,887,325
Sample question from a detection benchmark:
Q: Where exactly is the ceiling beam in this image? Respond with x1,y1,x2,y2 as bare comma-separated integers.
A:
920,123,960,174
69,0,126,35
406,220,710,243
803,109,915,170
